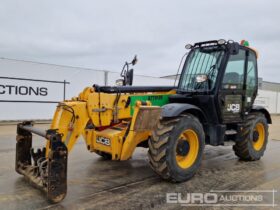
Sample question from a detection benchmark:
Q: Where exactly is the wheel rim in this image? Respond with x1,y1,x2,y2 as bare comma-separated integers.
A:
176,129,199,169
252,123,265,151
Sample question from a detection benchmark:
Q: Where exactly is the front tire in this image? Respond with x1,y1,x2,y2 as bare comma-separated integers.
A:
233,113,268,161
148,114,205,182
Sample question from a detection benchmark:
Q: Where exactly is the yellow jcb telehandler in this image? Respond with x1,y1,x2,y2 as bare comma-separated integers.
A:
15,39,271,203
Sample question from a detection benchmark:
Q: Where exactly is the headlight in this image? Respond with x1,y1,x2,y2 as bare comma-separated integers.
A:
217,39,226,45
185,44,193,49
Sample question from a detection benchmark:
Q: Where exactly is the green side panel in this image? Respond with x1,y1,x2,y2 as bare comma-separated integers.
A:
130,94,171,116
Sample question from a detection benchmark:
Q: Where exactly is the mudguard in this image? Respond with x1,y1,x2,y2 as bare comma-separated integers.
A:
251,105,272,124
161,103,207,123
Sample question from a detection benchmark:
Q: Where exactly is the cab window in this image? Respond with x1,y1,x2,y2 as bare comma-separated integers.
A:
222,50,246,89
245,51,257,105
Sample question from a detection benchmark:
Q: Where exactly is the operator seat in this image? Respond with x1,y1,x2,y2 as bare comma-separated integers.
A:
223,72,240,86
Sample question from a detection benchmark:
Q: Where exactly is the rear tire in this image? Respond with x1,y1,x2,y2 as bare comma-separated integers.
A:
233,112,268,161
148,114,205,182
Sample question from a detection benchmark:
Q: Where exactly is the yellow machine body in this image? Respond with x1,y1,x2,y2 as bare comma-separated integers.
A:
47,87,175,160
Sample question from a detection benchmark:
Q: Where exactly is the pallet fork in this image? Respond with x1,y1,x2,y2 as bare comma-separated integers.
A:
16,121,68,203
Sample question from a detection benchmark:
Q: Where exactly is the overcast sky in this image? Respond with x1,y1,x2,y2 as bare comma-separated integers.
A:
0,0,279,82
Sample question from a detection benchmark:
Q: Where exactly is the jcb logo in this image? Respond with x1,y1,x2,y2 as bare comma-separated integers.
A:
227,104,240,113
96,136,111,146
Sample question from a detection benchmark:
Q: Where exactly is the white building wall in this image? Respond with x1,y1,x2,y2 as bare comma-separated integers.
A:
0,58,279,121
0,58,174,120
277,92,280,113
255,90,278,113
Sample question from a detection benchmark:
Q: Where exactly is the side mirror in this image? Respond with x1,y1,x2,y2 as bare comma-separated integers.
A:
131,55,138,66
118,55,137,86
116,69,134,86
125,69,134,86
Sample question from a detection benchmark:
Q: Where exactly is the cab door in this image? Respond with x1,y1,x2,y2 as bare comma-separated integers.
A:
219,49,246,123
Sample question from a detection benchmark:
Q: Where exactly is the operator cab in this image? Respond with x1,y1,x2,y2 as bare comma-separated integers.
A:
174,39,258,125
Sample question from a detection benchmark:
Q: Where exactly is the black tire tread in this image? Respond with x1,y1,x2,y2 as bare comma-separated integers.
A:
148,114,202,182
233,112,268,161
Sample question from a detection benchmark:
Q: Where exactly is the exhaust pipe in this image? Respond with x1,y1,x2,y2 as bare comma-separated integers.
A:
16,121,68,203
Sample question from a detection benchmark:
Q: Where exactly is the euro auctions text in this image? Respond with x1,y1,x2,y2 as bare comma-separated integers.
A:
166,190,277,207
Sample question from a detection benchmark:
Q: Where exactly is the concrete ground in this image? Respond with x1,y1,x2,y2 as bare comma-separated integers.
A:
0,116,279,210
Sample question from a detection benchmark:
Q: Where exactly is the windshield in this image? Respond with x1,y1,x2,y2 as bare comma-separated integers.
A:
179,47,225,92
